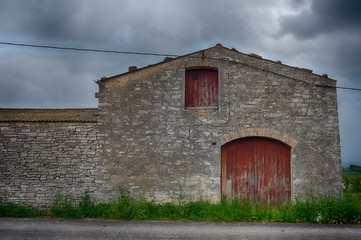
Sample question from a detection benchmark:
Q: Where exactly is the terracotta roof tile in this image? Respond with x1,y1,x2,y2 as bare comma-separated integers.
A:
0,108,97,122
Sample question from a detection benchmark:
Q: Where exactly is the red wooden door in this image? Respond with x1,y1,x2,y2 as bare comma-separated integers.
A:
185,69,218,108
221,137,291,204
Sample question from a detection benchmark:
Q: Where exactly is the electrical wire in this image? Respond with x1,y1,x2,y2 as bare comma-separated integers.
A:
0,41,180,57
1,41,361,91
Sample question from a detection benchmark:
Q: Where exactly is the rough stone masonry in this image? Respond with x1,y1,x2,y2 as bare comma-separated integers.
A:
0,44,342,208
0,109,105,208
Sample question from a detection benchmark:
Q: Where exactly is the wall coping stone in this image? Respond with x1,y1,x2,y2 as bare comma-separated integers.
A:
0,108,98,122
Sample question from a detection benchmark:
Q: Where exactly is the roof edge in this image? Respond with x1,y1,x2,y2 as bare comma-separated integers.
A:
99,44,222,82
99,44,336,83
0,108,98,123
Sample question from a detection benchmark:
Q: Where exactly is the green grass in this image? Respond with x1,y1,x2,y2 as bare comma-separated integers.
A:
46,188,361,224
343,168,361,177
1,172,361,224
0,202,47,218
1,188,360,224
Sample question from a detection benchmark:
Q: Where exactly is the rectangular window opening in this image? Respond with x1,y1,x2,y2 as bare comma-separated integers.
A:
185,69,219,109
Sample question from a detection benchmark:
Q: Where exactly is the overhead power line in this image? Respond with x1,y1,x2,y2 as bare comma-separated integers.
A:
0,41,180,57
1,41,361,92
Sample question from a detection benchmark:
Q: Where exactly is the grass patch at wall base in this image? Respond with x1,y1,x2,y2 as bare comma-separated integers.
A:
1,187,360,224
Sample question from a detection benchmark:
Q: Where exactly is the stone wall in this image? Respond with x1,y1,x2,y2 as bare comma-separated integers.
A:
97,44,342,202
0,45,343,208
0,121,105,208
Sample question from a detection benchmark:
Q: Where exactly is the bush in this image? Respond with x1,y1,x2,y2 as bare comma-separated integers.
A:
343,175,361,192
0,202,46,218
50,192,80,218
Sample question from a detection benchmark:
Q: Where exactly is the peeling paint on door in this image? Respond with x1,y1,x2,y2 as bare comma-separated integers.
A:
221,137,291,204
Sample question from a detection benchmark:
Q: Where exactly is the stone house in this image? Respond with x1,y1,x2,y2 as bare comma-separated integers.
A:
0,44,342,208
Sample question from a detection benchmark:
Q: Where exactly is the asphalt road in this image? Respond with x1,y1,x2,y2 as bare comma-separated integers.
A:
0,218,360,240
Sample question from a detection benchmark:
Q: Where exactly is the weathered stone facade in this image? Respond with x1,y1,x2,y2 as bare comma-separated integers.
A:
0,110,105,208
96,44,342,202
0,44,342,208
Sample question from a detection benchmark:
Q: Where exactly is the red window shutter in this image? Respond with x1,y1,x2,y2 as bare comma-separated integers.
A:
185,69,218,108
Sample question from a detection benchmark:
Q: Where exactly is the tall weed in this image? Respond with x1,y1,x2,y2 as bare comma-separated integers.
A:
50,192,79,218
1,186,360,224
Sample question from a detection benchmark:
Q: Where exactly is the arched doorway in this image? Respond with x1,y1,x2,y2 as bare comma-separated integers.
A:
221,137,291,203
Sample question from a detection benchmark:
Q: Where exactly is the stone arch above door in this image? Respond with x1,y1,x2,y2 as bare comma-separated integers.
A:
220,128,298,148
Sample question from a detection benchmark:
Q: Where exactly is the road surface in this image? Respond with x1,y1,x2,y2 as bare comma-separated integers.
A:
0,218,360,239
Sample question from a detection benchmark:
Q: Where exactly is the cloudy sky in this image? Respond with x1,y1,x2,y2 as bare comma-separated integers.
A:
0,0,360,167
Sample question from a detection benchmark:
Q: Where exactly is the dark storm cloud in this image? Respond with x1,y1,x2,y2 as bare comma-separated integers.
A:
277,0,361,88
0,0,277,52
0,0,134,46
280,0,361,39
0,0,360,165
0,1,80,40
